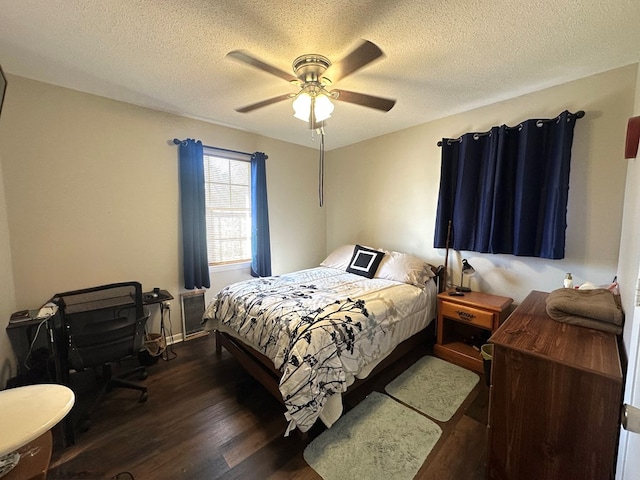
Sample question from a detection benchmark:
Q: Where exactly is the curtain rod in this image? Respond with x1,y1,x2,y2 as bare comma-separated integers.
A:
436,110,585,147
172,138,254,157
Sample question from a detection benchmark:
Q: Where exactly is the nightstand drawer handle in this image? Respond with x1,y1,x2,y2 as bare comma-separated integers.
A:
455,310,476,320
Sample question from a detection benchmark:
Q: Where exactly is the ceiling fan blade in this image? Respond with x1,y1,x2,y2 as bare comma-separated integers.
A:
324,40,384,83
331,89,396,112
227,50,298,83
236,93,294,113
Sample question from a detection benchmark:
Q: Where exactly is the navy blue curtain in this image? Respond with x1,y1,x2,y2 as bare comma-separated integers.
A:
177,139,211,289
251,152,272,277
434,110,581,259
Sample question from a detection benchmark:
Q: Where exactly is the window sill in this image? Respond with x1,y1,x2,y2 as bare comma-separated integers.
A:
209,261,251,273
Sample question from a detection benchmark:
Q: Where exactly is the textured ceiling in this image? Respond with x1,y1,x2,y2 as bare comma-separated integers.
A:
1,0,640,150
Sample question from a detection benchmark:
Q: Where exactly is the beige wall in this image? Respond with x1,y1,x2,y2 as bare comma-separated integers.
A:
0,64,637,386
0,149,17,388
0,76,325,385
327,65,636,305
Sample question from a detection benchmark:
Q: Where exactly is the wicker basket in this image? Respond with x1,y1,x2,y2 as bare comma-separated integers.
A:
144,332,166,357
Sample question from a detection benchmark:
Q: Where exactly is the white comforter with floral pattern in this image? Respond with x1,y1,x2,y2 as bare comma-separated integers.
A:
202,266,436,434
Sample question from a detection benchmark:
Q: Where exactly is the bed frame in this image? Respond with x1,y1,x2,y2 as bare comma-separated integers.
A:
215,324,435,406
213,266,445,412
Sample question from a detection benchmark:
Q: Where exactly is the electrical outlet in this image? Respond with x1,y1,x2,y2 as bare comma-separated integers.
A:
163,301,171,310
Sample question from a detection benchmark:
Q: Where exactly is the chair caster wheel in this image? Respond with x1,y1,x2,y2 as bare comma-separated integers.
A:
139,391,148,403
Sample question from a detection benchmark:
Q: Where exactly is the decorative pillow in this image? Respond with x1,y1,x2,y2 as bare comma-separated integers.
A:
346,245,386,279
376,250,435,287
320,244,357,270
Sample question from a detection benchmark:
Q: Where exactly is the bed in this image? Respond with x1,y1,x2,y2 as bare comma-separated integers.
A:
202,244,442,435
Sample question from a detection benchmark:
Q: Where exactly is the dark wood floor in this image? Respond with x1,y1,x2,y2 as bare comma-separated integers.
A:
48,333,489,480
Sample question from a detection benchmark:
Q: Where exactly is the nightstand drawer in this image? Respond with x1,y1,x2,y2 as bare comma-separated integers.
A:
440,301,493,329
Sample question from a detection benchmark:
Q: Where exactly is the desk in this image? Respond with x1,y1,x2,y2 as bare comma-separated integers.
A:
142,289,174,361
5,286,170,450
0,384,74,477
6,315,51,380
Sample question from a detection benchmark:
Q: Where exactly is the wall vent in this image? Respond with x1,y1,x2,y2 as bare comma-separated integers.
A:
180,290,207,340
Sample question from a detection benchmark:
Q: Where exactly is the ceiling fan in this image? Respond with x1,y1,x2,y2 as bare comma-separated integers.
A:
227,39,396,128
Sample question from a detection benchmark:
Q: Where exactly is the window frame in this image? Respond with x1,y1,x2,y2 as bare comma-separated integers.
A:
202,146,252,268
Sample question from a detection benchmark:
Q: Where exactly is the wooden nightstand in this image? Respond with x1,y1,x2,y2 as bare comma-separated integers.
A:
434,290,513,373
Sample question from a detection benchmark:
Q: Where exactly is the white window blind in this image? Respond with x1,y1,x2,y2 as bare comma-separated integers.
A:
203,148,251,265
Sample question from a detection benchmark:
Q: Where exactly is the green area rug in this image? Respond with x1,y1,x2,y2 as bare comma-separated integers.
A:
303,392,441,480
385,355,479,422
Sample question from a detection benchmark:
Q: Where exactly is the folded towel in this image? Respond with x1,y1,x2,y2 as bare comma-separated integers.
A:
545,288,623,334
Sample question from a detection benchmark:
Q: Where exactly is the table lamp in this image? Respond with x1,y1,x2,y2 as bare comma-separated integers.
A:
456,259,475,292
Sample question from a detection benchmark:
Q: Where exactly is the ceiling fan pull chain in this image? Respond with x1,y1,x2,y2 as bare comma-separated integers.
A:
319,128,325,207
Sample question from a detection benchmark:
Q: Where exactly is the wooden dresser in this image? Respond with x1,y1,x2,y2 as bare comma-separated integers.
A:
487,290,623,480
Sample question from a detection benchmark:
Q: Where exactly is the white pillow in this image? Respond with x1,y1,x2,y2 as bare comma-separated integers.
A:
375,251,435,286
320,244,357,270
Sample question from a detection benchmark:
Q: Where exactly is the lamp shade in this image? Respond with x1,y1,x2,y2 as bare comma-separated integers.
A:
461,259,475,274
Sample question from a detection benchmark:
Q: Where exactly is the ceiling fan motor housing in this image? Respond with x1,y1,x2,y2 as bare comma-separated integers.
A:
292,55,332,85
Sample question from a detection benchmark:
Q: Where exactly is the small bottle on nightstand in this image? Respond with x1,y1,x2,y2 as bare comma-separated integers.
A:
564,273,573,288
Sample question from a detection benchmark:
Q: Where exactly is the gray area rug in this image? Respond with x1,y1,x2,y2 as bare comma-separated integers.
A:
304,391,441,480
385,355,479,422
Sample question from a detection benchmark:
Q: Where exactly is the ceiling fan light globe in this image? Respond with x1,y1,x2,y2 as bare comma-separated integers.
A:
314,94,334,122
292,92,312,122
293,110,310,122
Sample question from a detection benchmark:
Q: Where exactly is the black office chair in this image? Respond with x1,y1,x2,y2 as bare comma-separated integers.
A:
53,281,150,430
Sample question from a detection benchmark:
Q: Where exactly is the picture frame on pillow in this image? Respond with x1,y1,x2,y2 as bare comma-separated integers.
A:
346,245,386,279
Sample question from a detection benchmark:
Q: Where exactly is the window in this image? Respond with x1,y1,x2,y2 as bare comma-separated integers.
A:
203,148,252,266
